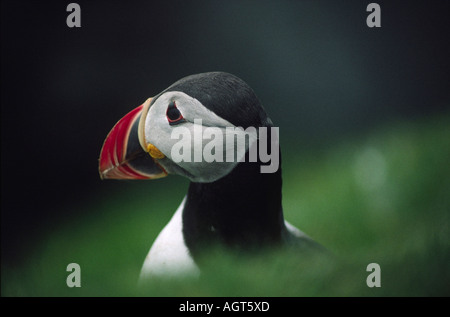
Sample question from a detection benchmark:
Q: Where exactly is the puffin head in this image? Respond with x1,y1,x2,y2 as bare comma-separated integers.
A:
99,72,274,183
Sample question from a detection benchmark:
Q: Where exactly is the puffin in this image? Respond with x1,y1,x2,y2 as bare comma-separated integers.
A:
98,72,323,280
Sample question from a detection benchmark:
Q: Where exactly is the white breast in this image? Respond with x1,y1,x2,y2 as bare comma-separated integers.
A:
139,199,313,281
139,197,200,280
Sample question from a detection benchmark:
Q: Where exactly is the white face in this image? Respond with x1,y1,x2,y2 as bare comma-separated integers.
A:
142,91,257,182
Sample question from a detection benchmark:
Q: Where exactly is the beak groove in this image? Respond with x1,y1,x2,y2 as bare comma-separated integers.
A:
98,98,167,180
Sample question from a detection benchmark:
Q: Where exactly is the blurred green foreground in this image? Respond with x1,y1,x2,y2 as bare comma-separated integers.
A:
2,114,450,296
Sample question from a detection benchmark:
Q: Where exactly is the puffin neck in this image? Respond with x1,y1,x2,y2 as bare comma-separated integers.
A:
182,150,284,258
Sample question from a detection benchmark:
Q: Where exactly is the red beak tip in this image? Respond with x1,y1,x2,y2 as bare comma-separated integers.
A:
98,102,166,181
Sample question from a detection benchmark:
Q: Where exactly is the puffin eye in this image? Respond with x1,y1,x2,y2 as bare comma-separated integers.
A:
166,101,185,125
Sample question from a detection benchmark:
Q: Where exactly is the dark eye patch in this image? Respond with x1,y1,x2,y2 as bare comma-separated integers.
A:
166,101,185,125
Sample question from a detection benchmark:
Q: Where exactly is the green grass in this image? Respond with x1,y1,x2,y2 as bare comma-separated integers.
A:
2,114,450,296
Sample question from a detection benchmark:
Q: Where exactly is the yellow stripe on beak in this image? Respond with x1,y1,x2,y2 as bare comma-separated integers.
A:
138,97,153,151
136,97,165,159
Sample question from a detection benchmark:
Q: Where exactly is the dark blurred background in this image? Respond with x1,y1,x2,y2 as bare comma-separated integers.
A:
1,0,449,267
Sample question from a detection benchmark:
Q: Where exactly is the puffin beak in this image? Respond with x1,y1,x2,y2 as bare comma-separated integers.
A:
99,98,167,180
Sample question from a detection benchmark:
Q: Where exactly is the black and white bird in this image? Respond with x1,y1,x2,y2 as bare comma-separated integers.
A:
99,72,322,280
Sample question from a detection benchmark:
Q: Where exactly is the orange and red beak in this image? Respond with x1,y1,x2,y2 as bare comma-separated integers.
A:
99,98,167,180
